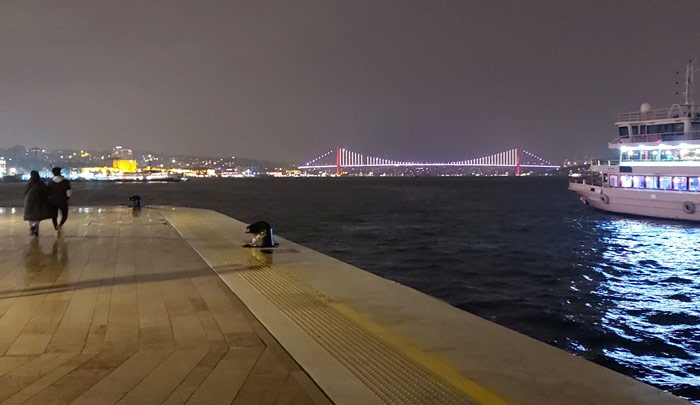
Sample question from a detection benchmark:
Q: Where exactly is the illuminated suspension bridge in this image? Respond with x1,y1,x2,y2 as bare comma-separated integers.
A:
298,147,560,174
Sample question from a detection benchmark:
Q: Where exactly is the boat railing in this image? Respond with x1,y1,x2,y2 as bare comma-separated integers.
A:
590,159,619,166
617,105,700,122
568,173,603,186
610,131,700,145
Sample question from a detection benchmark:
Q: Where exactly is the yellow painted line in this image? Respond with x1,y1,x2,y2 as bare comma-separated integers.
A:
332,302,513,405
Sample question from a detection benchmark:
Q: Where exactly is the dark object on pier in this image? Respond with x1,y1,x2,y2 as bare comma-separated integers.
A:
129,195,142,207
2,175,22,183
244,221,277,248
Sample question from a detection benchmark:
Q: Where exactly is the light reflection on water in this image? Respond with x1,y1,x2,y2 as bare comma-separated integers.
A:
595,219,700,393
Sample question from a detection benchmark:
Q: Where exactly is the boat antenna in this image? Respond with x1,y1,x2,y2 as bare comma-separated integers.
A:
684,59,695,108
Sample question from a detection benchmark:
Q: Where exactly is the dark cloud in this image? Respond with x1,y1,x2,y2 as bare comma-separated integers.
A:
1,0,700,162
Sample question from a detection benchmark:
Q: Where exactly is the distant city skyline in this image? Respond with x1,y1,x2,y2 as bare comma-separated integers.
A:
2,1,700,162
1,142,570,162
0,144,567,179
0,143,572,166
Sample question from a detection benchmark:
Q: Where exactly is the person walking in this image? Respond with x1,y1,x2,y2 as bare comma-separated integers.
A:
23,170,52,236
47,167,71,231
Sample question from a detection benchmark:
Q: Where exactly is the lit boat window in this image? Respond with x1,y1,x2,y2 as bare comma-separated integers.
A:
632,176,645,188
659,176,673,190
628,150,640,161
620,175,633,188
661,150,678,161
689,177,700,191
673,176,688,191
609,175,619,187
645,176,659,189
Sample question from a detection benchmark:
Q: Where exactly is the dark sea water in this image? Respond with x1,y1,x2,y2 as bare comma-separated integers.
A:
2,177,699,402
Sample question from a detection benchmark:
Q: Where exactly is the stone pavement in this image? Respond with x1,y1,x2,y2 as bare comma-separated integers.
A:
0,207,330,404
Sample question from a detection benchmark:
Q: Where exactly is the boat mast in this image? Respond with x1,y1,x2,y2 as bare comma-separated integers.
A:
685,59,695,109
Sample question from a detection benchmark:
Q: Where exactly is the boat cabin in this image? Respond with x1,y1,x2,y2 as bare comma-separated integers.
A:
605,102,700,164
612,104,700,146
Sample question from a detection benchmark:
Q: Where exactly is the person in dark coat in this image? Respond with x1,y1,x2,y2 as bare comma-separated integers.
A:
47,167,71,231
23,171,52,236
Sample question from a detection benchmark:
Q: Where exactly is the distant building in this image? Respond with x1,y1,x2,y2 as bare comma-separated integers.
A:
112,146,133,160
5,145,26,161
0,157,5,176
113,159,137,172
27,147,43,160
111,146,136,172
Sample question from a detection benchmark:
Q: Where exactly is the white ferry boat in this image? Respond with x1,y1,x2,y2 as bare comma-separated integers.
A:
569,61,700,220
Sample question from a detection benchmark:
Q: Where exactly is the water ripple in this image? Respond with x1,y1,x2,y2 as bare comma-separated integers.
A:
593,219,700,396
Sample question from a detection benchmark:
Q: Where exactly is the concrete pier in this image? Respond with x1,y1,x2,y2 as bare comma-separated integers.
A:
0,206,690,404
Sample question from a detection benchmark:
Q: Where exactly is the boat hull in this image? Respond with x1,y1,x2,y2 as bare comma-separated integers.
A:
569,182,700,221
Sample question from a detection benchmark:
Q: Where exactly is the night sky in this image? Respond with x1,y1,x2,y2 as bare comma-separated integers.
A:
2,0,700,163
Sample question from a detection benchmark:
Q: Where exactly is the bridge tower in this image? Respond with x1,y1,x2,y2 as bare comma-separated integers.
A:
336,147,340,175
516,148,521,175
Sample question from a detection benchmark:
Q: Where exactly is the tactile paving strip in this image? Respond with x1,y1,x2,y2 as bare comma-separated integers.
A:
172,212,475,404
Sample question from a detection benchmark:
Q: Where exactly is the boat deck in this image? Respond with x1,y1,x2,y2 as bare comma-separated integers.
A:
0,206,690,404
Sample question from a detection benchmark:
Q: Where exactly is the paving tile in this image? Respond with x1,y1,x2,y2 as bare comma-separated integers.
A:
6,333,53,355
231,348,295,405
186,346,264,404
276,373,320,405
0,295,46,354
2,352,95,405
0,355,35,377
0,352,76,401
232,374,289,405
162,349,228,405
117,349,209,405
71,349,173,405
46,288,99,353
